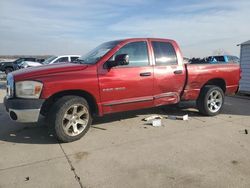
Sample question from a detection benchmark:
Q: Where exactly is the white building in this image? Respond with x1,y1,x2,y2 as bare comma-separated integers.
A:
239,40,250,94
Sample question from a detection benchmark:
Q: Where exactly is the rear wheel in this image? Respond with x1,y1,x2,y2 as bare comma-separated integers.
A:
48,96,92,142
197,85,224,116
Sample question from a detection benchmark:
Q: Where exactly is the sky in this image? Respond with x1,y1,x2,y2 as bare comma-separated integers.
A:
0,0,249,57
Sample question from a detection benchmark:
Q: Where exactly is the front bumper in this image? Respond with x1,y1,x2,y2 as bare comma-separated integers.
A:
4,97,45,123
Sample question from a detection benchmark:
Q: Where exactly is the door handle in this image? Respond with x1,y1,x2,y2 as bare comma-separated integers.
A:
140,72,152,77
174,70,183,74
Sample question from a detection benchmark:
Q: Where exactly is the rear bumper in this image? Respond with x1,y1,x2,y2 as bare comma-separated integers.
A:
226,85,239,95
4,97,45,123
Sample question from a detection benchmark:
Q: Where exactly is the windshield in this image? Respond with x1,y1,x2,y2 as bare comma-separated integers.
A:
77,40,121,64
42,56,57,64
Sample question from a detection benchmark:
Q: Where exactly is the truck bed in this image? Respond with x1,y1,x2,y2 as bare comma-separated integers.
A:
181,63,240,101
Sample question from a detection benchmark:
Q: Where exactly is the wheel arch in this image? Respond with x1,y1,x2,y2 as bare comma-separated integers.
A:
41,90,99,116
197,83,225,116
201,78,226,93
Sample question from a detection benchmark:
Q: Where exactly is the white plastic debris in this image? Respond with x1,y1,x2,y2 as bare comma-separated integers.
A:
152,119,162,127
143,115,163,127
168,114,189,121
143,115,163,121
182,114,189,121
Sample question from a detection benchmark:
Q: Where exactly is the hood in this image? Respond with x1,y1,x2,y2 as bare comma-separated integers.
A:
12,62,88,81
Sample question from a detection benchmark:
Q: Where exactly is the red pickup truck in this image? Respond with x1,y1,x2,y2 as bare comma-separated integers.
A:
4,38,240,142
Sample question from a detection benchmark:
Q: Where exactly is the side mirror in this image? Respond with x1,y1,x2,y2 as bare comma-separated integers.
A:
115,54,129,66
106,54,129,68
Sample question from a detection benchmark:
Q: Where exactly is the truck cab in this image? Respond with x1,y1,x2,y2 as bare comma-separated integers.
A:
96,38,186,113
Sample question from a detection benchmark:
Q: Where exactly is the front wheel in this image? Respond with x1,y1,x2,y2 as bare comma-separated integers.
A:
197,85,224,116
48,96,92,142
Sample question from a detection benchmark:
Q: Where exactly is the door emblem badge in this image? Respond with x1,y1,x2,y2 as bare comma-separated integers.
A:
103,87,126,92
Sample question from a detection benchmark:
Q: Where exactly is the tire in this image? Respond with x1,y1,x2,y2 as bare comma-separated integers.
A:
48,96,92,142
197,85,224,116
5,67,13,74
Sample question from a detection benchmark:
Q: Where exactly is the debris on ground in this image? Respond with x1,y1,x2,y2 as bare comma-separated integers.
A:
143,115,163,121
168,114,189,121
143,115,163,127
143,114,189,126
25,177,30,181
91,126,107,130
152,119,162,127
168,115,177,120
239,129,248,135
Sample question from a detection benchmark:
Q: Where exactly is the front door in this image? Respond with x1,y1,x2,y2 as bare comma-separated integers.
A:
98,41,154,114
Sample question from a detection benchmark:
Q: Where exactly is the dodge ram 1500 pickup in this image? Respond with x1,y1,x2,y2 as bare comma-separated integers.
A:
4,38,240,142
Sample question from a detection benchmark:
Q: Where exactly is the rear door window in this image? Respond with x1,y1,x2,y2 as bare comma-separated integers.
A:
152,41,177,65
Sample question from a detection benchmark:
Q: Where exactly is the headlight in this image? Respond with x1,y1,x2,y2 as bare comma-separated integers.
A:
15,81,43,99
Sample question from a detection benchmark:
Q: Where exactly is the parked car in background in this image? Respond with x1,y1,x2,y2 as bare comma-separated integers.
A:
20,55,80,68
42,55,80,65
4,38,240,142
0,57,40,74
20,61,43,68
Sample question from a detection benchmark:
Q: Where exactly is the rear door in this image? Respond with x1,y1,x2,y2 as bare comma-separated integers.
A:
98,40,154,114
150,40,186,106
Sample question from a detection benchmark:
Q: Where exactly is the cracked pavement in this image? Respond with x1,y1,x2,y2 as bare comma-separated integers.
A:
0,79,250,188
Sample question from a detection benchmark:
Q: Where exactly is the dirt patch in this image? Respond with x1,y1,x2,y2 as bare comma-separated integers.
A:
231,160,239,165
74,151,89,162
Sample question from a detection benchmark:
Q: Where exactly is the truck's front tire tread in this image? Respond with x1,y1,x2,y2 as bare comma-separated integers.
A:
48,95,92,143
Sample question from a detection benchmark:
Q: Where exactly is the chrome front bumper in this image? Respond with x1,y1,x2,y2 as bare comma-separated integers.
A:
8,108,41,123
4,97,45,123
